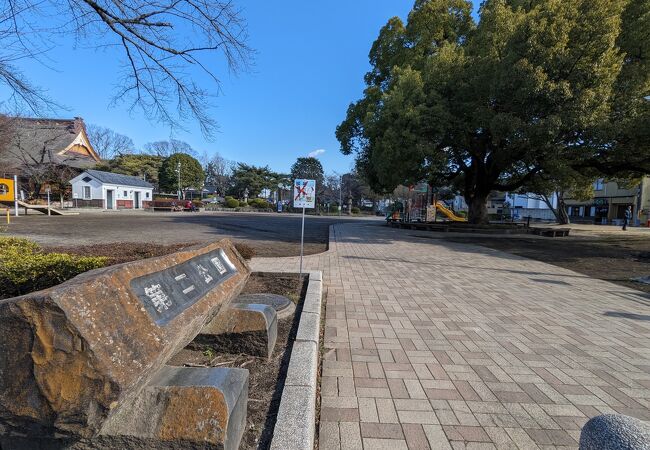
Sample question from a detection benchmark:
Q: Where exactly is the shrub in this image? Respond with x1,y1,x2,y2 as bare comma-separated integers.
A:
192,200,204,208
224,196,234,202
250,198,270,209
225,198,239,208
238,200,248,207
0,237,107,298
351,207,361,214
234,242,256,260
328,205,340,213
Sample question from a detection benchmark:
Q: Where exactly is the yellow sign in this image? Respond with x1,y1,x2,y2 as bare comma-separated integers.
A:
0,178,15,202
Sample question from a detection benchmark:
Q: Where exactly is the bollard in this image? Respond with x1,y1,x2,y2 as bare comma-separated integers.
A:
580,414,650,450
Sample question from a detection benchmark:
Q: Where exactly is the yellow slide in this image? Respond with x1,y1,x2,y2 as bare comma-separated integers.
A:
435,202,467,222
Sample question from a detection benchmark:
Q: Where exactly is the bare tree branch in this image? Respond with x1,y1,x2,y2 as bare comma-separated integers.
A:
0,0,252,135
86,123,134,159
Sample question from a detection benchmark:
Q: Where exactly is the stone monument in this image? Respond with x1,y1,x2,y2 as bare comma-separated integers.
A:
0,239,255,449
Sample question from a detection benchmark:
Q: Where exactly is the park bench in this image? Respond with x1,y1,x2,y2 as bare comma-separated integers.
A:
0,239,277,449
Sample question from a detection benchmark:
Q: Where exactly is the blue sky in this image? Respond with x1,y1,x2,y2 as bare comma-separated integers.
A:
3,1,480,174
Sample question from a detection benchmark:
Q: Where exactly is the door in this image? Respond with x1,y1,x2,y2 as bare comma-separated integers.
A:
134,191,140,209
106,190,114,210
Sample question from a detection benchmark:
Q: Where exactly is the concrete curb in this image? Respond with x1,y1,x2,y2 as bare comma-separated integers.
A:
270,270,323,450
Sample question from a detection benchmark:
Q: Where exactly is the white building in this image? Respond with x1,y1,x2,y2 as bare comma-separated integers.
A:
70,170,154,210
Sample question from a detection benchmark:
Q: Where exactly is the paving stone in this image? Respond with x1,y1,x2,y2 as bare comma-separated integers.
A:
251,222,650,449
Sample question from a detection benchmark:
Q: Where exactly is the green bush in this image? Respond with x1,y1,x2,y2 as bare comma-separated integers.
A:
351,207,361,214
238,200,248,207
328,205,340,213
0,237,107,298
249,198,270,209
225,198,239,208
224,196,234,202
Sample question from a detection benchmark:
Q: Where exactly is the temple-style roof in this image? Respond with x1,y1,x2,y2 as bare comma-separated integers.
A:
2,117,100,172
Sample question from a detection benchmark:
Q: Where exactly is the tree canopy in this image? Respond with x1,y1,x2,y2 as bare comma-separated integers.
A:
86,125,134,160
337,0,650,223
96,154,164,189
158,153,205,197
290,157,325,193
230,163,283,198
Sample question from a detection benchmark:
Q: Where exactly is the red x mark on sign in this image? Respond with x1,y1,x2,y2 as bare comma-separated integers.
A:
295,181,308,200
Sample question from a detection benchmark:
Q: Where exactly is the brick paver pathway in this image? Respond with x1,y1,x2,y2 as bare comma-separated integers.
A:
251,222,650,449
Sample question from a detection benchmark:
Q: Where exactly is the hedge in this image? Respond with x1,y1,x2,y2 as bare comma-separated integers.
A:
225,198,239,208
0,237,108,298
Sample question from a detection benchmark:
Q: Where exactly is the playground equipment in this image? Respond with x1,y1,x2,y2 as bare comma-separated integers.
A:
435,201,467,222
0,177,77,216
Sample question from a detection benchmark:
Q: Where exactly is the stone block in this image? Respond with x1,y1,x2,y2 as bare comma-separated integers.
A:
270,386,316,450
308,271,322,282
233,293,295,320
0,239,250,439
296,311,320,343
101,366,248,450
302,291,322,314
285,340,318,389
200,303,278,358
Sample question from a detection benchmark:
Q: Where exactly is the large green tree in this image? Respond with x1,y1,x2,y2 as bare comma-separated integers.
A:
159,153,205,198
230,163,282,198
290,157,325,187
337,0,649,223
290,157,325,200
96,154,164,189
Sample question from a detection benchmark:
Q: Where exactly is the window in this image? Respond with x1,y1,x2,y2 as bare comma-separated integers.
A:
123,190,128,197
83,186,91,199
82,176,92,183
146,192,150,198
594,179,604,191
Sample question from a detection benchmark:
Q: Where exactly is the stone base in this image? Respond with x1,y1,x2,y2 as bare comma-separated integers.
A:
0,367,248,450
200,303,278,359
103,366,248,450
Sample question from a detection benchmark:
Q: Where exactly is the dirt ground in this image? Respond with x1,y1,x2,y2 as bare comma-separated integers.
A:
441,230,650,293
168,272,308,450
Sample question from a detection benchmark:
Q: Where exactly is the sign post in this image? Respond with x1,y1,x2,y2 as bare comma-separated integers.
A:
293,179,316,277
13,175,18,217
46,188,51,216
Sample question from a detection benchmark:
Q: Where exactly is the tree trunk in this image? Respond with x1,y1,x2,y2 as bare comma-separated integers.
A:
467,193,489,224
556,191,570,225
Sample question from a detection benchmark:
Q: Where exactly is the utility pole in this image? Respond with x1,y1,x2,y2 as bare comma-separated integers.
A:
177,161,181,200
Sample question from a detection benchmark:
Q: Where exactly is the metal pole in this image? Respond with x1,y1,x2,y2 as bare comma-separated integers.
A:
299,206,306,277
177,161,182,200
47,189,51,216
13,175,18,217
339,175,342,217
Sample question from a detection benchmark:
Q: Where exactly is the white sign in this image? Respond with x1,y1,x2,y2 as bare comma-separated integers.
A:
73,193,79,199
293,179,316,209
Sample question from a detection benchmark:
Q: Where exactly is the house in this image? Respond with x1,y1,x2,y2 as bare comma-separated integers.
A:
70,170,154,210
564,178,648,225
0,117,100,198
